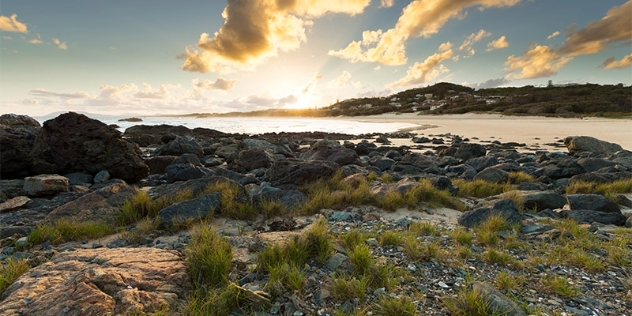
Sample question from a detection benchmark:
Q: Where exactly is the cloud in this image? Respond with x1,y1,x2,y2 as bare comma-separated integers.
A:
181,0,370,73
504,1,631,79
330,71,353,88
0,14,28,33
459,29,491,56
302,72,322,93
52,38,67,50
329,0,521,65
192,78,238,91
438,42,452,52
388,48,453,88
134,83,180,99
600,54,632,69
29,89,94,99
486,35,509,51
547,31,560,40
380,0,395,8
504,45,571,79
466,77,511,89
28,34,42,44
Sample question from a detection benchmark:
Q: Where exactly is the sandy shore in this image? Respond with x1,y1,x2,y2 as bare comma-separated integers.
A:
341,113,632,151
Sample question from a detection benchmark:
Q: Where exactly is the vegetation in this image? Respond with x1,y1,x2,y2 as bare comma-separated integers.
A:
0,258,30,295
28,219,114,246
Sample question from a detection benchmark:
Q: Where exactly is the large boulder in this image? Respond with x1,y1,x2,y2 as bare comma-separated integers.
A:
44,181,138,223
158,193,221,228
301,140,361,166
519,190,567,211
561,210,627,226
234,148,274,171
0,115,40,178
154,136,204,157
266,158,340,189
123,124,192,146
29,112,149,183
564,136,624,156
165,163,212,183
0,248,189,316
458,199,522,228
474,167,509,183
439,143,486,161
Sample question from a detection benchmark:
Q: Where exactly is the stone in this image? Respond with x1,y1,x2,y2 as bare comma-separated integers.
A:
561,210,627,226
466,156,500,172
145,156,177,174
474,167,509,183
564,136,624,156
64,172,93,185
471,282,528,316
0,125,39,178
301,140,361,166
251,185,307,210
0,248,189,316
23,174,69,197
0,114,41,128
266,158,339,189
154,135,204,157
458,199,522,228
158,193,222,228
93,170,110,184
29,112,149,183
0,196,30,213
519,190,567,211
576,157,618,172
439,143,486,161
370,157,395,171
235,148,274,171
44,182,138,223
567,194,620,213
165,163,213,183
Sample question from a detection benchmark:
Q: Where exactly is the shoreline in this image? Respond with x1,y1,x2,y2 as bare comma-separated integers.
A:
339,112,632,151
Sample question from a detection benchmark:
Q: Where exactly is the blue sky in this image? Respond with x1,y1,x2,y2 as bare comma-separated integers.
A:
1,0,630,116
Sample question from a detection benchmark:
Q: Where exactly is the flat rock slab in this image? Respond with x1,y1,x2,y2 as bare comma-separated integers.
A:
0,247,190,316
0,196,30,212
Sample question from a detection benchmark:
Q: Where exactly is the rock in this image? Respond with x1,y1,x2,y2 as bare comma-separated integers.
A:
44,182,138,223
564,136,624,156
172,153,202,166
241,138,277,152
471,282,528,316
458,199,523,228
30,112,149,183
158,193,221,228
370,179,420,197
235,148,274,171
466,156,500,172
423,175,458,195
474,167,509,183
370,157,395,171
123,124,193,146
200,155,224,168
375,134,391,145
439,143,486,161
0,125,39,178
519,190,567,211
210,167,259,186
542,158,586,179
0,248,189,315
152,177,244,204
569,172,632,185
215,143,240,159
266,159,339,189
0,114,41,128
567,194,620,213
576,157,617,172
0,196,30,212
165,163,213,183
64,172,93,185
354,141,377,155
561,210,627,226
251,185,307,210
23,174,69,197
93,170,110,184
154,136,204,157
145,156,177,174
301,140,361,166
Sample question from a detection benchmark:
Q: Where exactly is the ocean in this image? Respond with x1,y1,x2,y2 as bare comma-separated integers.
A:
35,115,419,136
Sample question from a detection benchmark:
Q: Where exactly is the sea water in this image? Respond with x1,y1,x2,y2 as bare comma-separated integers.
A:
37,115,419,136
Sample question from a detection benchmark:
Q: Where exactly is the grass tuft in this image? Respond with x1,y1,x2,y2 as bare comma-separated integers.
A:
28,219,114,246
0,258,30,295
185,224,233,287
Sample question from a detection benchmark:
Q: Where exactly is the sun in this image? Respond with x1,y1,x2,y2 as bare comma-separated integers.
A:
286,93,317,110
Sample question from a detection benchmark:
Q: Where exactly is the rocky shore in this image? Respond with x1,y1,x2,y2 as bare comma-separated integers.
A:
0,112,631,315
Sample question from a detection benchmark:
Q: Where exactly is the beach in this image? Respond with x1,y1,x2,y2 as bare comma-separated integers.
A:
346,113,632,151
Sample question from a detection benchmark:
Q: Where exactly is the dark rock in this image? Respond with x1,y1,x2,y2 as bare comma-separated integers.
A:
152,177,243,203
0,114,41,128
371,157,395,171
564,136,623,156
520,190,567,211
375,135,390,145
93,170,110,184
266,158,339,189
561,210,626,226
30,112,149,183
439,143,486,160
569,172,632,185
44,182,138,223
614,194,632,208
301,140,361,166
458,199,522,228
210,167,259,186
234,148,274,171
165,163,212,183
385,150,403,161
158,193,221,227
0,125,39,178
215,143,240,159
172,153,202,166
538,208,562,219
542,158,586,179
200,155,224,167
474,168,509,183
340,165,369,177
466,156,499,172
471,282,528,316
154,136,204,157
567,194,620,213
145,156,177,174
251,184,307,210
423,175,458,195
64,172,93,185
576,157,617,172
354,141,377,155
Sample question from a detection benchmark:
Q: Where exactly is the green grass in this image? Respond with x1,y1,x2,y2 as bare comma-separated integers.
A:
28,219,114,246
373,295,417,316
566,178,632,199
542,276,579,298
379,230,403,247
185,224,233,287
183,283,270,316
449,227,473,246
444,286,498,316
349,244,374,276
453,179,512,198
340,229,366,252
473,214,509,247
330,274,370,302
0,258,30,295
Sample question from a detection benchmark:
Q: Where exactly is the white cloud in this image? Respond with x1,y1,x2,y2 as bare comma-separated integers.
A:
547,31,560,40
0,14,28,33
192,78,238,91
380,0,395,8
28,34,42,44
486,36,509,51
330,71,353,88
505,45,571,79
388,48,453,88
52,38,67,50
29,89,94,99
459,30,491,56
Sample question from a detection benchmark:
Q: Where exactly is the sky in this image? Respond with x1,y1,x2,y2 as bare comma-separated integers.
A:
1,0,631,117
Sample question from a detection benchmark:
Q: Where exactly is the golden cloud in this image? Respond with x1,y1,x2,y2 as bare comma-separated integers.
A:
192,78,238,91
388,48,453,88
486,35,509,51
601,54,632,70
181,0,370,73
329,0,520,65
0,14,27,33
459,29,491,55
52,38,67,50
505,45,571,79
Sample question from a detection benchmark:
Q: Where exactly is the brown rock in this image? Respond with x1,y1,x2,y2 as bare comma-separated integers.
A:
0,196,30,212
0,248,190,316
23,174,68,197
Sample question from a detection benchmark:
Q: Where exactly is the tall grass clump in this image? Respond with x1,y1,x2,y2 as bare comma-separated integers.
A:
28,219,114,246
566,178,632,200
185,224,233,287
0,258,30,295
373,295,417,316
453,179,512,198
508,171,536,184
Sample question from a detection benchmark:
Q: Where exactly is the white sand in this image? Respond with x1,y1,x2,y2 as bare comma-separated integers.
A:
342,113,632,151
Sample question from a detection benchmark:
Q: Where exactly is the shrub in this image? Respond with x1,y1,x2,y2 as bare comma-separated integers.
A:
185,224,233,287
0,258,30,295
